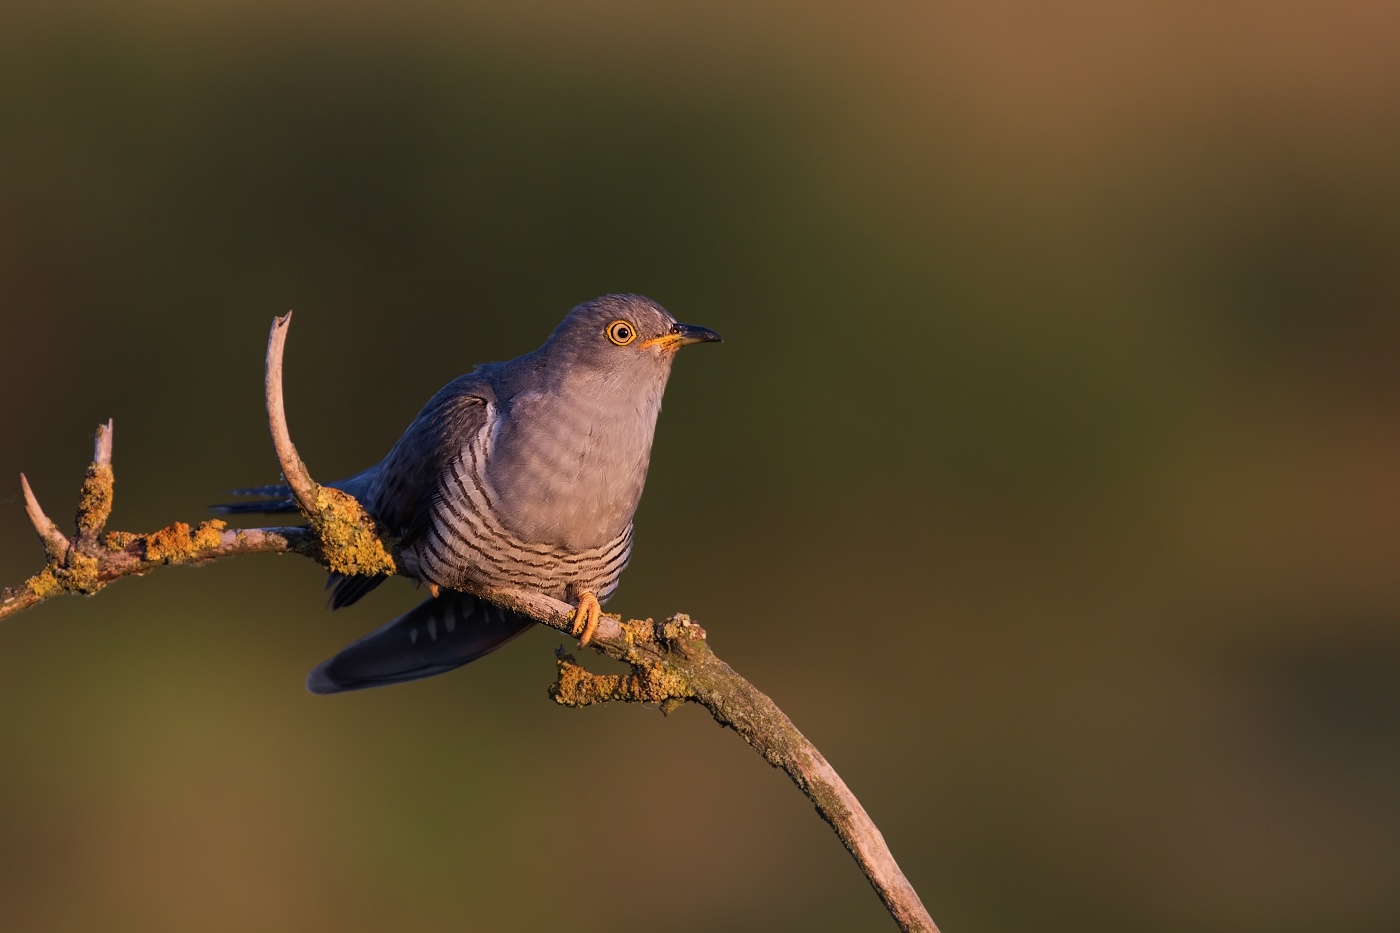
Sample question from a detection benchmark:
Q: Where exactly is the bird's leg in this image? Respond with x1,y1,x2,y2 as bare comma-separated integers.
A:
571,591,602,647
428,583,441,599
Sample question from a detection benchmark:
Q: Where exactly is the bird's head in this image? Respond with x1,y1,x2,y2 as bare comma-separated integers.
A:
544,295,721,376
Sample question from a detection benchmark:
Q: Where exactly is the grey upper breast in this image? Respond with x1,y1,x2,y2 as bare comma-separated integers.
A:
481,391,654,550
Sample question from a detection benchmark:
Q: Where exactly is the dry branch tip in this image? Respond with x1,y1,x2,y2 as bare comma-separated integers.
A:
93,419,113,467
20,473,70,561
265,311,318,517
262,314,397,578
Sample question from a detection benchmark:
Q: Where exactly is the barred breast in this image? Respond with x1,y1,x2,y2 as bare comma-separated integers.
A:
411,420,633,604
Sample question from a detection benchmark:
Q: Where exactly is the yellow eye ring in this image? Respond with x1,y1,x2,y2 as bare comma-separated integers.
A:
606,320,637,346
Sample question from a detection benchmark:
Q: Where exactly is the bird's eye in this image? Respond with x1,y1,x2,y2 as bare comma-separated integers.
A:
606,320,636,346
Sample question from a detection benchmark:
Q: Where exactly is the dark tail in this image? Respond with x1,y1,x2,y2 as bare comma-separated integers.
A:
326,572,388,610
307,590,534,694
211,484,297,515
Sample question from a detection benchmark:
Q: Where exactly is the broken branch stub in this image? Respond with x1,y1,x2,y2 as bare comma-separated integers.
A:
75,420,115,541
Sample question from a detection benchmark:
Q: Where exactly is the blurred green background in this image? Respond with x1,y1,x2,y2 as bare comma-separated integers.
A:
2,2,1398,930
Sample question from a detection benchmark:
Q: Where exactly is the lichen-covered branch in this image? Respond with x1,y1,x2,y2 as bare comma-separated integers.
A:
0,316,938,933
75,419,115,541
0,427,314,621
546,610,936,933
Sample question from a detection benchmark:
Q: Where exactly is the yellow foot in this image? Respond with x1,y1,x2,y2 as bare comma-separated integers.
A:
428,583,441,599
571,591,602,647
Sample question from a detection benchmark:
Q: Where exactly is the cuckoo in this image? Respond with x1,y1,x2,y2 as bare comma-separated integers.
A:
220,294,720,693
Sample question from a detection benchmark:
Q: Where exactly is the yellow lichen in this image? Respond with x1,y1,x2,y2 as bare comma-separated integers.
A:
25,551,104,599
310,486,397,577
660,613,708,662
614,614,708,670
63,552,102,594
661,613,706,644
104,531,139,551
74,463,114,538
551,657,622,706
24,567,62,599
620,617,656,648
143,520,227,564
191,519,226,551
550,654,691,710
144,522,194,562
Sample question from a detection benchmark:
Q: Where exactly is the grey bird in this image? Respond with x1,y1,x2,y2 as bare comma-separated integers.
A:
219,294,720,694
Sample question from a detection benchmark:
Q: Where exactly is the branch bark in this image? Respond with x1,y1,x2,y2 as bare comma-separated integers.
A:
1,317,938,933
265,312,319,517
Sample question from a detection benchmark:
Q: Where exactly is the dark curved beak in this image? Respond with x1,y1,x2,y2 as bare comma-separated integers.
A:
673,323,722,347
640,322,723,352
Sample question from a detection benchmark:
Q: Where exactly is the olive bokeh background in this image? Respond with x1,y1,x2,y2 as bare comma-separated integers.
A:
2,3,1398,931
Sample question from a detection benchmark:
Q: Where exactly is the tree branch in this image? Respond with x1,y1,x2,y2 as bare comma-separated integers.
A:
1,316,938,933
265,312,319,517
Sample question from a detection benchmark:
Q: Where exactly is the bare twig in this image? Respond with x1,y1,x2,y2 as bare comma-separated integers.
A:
0,316,938,933
265,312,319,517
263,313,398,580
19,474,69,561
93,418,113,466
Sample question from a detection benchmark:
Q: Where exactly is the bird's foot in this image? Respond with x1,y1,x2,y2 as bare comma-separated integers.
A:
571,591,602,647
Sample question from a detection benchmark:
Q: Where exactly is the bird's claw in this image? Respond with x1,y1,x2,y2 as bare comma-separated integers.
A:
571,592,602,647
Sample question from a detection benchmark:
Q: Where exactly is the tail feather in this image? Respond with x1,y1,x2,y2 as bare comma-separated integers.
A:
211,499,297,515
326,572,389,610
210,483,297,515
226,483,294,498
307,591,534,694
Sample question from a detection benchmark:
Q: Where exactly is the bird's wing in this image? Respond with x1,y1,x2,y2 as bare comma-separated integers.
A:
327,375,494,609
369,386,490,543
